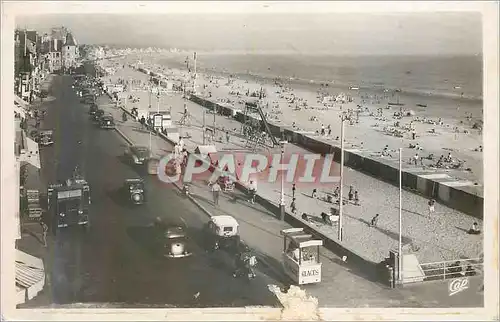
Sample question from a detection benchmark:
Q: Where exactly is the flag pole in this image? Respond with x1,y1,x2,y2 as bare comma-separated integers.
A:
398,147,403,283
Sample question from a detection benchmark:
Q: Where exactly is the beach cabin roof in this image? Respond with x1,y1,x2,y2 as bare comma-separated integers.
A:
194,145,217,158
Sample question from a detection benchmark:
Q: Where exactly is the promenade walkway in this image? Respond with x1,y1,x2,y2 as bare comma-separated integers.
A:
105,65,482,265
96,92,483,308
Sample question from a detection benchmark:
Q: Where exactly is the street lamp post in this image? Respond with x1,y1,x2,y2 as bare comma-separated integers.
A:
280,140,286,221
398,147,403,283
338,113,348,241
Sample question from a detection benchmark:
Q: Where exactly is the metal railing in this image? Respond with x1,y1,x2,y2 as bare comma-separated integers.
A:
418,257,483,282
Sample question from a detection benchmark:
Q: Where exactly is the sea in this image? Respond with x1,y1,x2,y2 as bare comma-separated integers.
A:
158,53,483,102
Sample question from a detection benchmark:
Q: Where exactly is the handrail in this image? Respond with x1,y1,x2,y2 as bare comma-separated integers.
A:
419,257,482,267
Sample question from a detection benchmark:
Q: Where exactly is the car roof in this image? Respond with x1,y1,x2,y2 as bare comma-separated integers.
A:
211,215,238,227
165,226,186,238
125,178,144,183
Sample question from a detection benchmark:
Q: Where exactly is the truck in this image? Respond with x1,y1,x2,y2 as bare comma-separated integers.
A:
47,176,91,233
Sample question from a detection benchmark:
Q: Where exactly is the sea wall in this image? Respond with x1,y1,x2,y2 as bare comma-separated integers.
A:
188,94,484,219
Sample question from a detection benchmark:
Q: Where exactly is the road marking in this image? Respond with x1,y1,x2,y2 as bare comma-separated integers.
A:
179,217,188,228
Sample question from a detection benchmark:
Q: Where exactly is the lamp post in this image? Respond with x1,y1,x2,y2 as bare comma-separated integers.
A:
338,112,348,241
398,147,403,283
280,139,286,221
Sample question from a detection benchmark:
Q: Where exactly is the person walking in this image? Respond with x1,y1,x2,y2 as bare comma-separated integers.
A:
40,220,49,247
290,198,297,214
248,180,257,204
354,191,360,206
292,183,296,199
211,181,221,206
369,214,380,227
428,199,436,217
140,115,146,130
348,186,354,201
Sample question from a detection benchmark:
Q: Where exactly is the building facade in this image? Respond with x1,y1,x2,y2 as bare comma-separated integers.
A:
61,32,79,70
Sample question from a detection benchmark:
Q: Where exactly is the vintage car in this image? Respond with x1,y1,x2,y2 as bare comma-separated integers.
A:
125,145,152,165
100,115,116,129
123,178,145,204
91,109,105,123
204,215,240,251
38,130,54,146
160,225,193,258
89,103,99,115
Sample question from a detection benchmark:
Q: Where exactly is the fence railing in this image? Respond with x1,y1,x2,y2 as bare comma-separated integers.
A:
417,257,483,282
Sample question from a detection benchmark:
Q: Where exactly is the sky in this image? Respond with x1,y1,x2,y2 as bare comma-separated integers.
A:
15,12,482,55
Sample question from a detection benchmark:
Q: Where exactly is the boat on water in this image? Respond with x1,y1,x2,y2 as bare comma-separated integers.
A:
388,102,405,106
416,103,427,108
349,86,359,90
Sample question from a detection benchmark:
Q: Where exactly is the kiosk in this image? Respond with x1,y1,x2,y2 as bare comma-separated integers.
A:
281,228,323,285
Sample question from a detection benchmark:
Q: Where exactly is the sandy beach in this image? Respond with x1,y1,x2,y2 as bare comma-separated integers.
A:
101,53,483,186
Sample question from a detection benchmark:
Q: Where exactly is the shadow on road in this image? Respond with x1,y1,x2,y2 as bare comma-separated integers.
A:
126,226,161,257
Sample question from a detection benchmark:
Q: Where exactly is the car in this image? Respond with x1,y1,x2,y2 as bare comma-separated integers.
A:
99,115,115,129
38,130,54,146
89,104,99,115
91,109,105,123
158,225,193,258
125,145,152,165
204,215,240,251
123,178,146,204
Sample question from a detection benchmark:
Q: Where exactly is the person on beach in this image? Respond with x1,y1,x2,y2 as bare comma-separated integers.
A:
140,116,146,130
370,214,380,227
468,222,481,235
211,181,221,206
382,145,392,157
321,124,325,136
292,183,296,199
354,191,360,206
226,130,230,143
413,153,419,165
412,129,417,140
445,152,452,163
348,186,354,201
312,188,317,199
428,199,436,217
333,186,340,198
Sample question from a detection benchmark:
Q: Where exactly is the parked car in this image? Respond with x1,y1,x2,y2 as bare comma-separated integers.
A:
99,115,115,129
124,145,151,165
89,104,99,115
38,130,54,146
91,109,105,123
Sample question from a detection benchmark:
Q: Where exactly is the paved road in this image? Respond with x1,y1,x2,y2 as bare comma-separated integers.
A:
32,74,281,308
